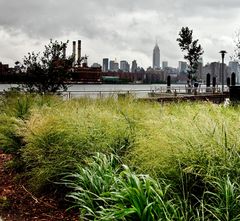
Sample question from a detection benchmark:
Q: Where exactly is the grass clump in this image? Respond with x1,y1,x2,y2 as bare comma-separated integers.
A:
62,152,178,221
20,98,137,192
127,102,240,182
203,176,240,221
0,90,61,171
0,115,23,154
62,152,121,219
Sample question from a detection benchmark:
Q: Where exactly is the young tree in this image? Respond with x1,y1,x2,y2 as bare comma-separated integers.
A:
232,30,240,60
21,40,73,93
177,27,204,85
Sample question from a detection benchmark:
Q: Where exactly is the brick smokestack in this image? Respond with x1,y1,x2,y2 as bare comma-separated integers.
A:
72,41,76,65
77,40,81,66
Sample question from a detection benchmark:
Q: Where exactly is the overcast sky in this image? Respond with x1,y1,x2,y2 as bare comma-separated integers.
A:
0,0,239,69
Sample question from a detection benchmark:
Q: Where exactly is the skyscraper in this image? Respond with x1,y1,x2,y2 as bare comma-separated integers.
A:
131,60,137,73
109,60,114,71
109,59,119,72
178,61,188,75
102,58,109,72
120,60,130,72
153,43,160,69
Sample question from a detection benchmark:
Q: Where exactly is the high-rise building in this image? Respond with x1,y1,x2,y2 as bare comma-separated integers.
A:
178,61,188,75
102,58,109,72
109,60,114,71
110,59,119,72
153,43,160,69
131,60,137,73
120,60,130,72
162,61,168,69
113,62,119,72
196,58,203,81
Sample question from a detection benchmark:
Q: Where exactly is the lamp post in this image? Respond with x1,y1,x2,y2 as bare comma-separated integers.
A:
219,50,227,93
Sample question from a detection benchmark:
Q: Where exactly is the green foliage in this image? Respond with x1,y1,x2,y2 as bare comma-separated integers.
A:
12,98,240,196
232,30,240,61
20,98,136,192
21,39,73,93
62,153,121,219
63,152,240,221
0,89,61,119
98,166,177,221
63,152,178,221
177,27,204,82
2,94,240,219
0,115,23,155
125,101,240,214
0,91,62,171
0,90,31,119
203,176,240,221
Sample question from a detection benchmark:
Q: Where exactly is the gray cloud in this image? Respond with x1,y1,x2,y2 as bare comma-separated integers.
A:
0,0,239,68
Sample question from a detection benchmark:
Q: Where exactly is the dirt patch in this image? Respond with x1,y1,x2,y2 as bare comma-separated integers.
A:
0,150,78,221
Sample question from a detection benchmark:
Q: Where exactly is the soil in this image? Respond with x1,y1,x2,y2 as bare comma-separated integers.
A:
0,150,78,221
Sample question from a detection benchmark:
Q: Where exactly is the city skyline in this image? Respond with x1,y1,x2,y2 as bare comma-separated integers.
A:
0,0,240,68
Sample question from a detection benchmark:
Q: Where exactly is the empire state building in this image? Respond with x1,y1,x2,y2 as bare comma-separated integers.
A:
153,43,160,69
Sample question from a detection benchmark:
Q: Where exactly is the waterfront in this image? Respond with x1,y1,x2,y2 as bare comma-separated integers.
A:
0,83,184,98
0,83,225,99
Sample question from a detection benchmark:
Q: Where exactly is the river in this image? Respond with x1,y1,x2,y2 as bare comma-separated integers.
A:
0,83,222,98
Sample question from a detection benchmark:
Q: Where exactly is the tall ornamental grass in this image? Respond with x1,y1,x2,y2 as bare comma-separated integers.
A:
0,91,62,171
127,102,240,184
20,98,137,191
2,93,240,219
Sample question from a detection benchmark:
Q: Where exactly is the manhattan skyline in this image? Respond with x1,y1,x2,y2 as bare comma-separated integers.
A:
0,0,239,68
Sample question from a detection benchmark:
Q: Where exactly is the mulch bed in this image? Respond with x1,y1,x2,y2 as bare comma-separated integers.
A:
0,150,78,221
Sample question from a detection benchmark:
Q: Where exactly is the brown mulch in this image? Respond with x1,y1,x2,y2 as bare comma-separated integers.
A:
0,150,79,221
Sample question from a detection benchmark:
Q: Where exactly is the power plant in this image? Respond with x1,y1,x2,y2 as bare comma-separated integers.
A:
71,40,102,83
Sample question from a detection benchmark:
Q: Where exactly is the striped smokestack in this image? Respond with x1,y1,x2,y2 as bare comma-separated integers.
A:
77,40,81,65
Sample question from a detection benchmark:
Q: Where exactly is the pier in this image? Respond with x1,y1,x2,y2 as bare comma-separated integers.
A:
139,92,229,103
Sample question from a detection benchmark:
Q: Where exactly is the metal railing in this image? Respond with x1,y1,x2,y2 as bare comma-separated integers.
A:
61,86,223,100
